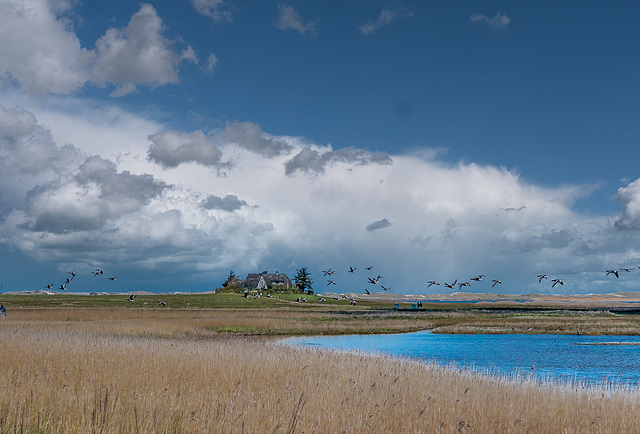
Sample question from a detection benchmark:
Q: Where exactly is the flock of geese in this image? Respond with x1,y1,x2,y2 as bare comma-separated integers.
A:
45,269,116,292
321,264,640,294
41,263,640,299
43,269,165,306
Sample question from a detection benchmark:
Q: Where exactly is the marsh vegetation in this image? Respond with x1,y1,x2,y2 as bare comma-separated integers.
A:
1,305,640,431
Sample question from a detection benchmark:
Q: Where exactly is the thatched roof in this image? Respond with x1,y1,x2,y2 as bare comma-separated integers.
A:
242,272,292,289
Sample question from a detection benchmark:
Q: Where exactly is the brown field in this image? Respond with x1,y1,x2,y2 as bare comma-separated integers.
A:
1,308,640,432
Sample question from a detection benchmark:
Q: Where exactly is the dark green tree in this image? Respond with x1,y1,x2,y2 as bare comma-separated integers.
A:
294,267,313,293
221,270,239,288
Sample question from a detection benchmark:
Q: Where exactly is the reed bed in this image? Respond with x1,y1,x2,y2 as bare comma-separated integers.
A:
1,312,639,432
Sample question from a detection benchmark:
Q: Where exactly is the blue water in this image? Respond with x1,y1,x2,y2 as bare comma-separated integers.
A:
282,331,640,388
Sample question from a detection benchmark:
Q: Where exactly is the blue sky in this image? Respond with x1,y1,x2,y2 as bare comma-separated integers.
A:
1,0,639,294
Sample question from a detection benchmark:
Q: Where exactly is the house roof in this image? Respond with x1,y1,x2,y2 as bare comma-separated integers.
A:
242,272,292,288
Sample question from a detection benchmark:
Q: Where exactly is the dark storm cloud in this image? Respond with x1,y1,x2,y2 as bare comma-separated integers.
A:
147,130,227,169
201,194,247,212
366,218,392,232
23,156,168,234
284,146,392,176
78,156,167,202
221,121,293,158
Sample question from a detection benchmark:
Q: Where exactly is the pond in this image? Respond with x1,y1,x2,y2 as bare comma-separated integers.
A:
282,331,640,388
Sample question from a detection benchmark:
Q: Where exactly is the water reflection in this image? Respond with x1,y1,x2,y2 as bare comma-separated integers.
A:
282,331,640,387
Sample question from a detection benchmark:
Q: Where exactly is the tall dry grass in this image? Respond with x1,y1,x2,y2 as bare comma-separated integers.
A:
0,311,639,432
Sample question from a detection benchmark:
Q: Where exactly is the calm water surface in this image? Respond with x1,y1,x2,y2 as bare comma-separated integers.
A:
282,331,640,387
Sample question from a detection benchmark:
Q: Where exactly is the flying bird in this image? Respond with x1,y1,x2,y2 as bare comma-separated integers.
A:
606,270,619,278
158,301,166,307
45,284,54,289
537,274,548,282
365,266,373,270
68,272,76,278
108,277,116,281
459,282,471,289
444,280,457,289
491,280,502,288
59,283,67,291
367,275,382,284
427,281,440,287
327,280,336,286
621,268,634,273
129,295,136,302
93,269,104,277
348,266,357,273
381,285,390,291
364,288,371,295
551,279,564,288
323,269,335,276
470,275,485,282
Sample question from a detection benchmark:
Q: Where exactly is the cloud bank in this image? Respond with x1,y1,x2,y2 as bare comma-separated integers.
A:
1,102,639,293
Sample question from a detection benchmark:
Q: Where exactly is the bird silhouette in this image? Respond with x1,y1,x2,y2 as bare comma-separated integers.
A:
537,274,548,282
93,269,104,277
444,280,457,289
68,272,76,278
45,284,54,289
470,275,485,282
364,288,371,295
606,270,619,278
491,280,502,288
323,269,335,276
327,280,336,286
621,268,634,273
381,285,390,291
459,282,471,289
59,283,67,291
551,279,564,288
108,276,116,281
158,301,166,307
427,281,440,287
365,266,373,270
129,295,136,302
367,275,382,284
348,266,357,273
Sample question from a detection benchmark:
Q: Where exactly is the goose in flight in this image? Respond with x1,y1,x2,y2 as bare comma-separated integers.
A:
108,276,116,281
621,268,634,273
158,301,166,307
364,288,371,295
427,281,440,287
323,269,335,276
470,275,485,282
458,282,471,289
368,275,382,284
68,272,76,278
327,280,336,286
606,270,619,278
59,283,67,291
348,266,357,273
93,269,104,277
551,279,564,288
365,266,373,270
537,274,548,282
45,284,54,289
381,285,390,291
444,280,457,289
491,280,502,288
129,294,136,302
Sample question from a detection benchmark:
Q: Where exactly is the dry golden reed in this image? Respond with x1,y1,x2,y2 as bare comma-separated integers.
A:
0,310,639,432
